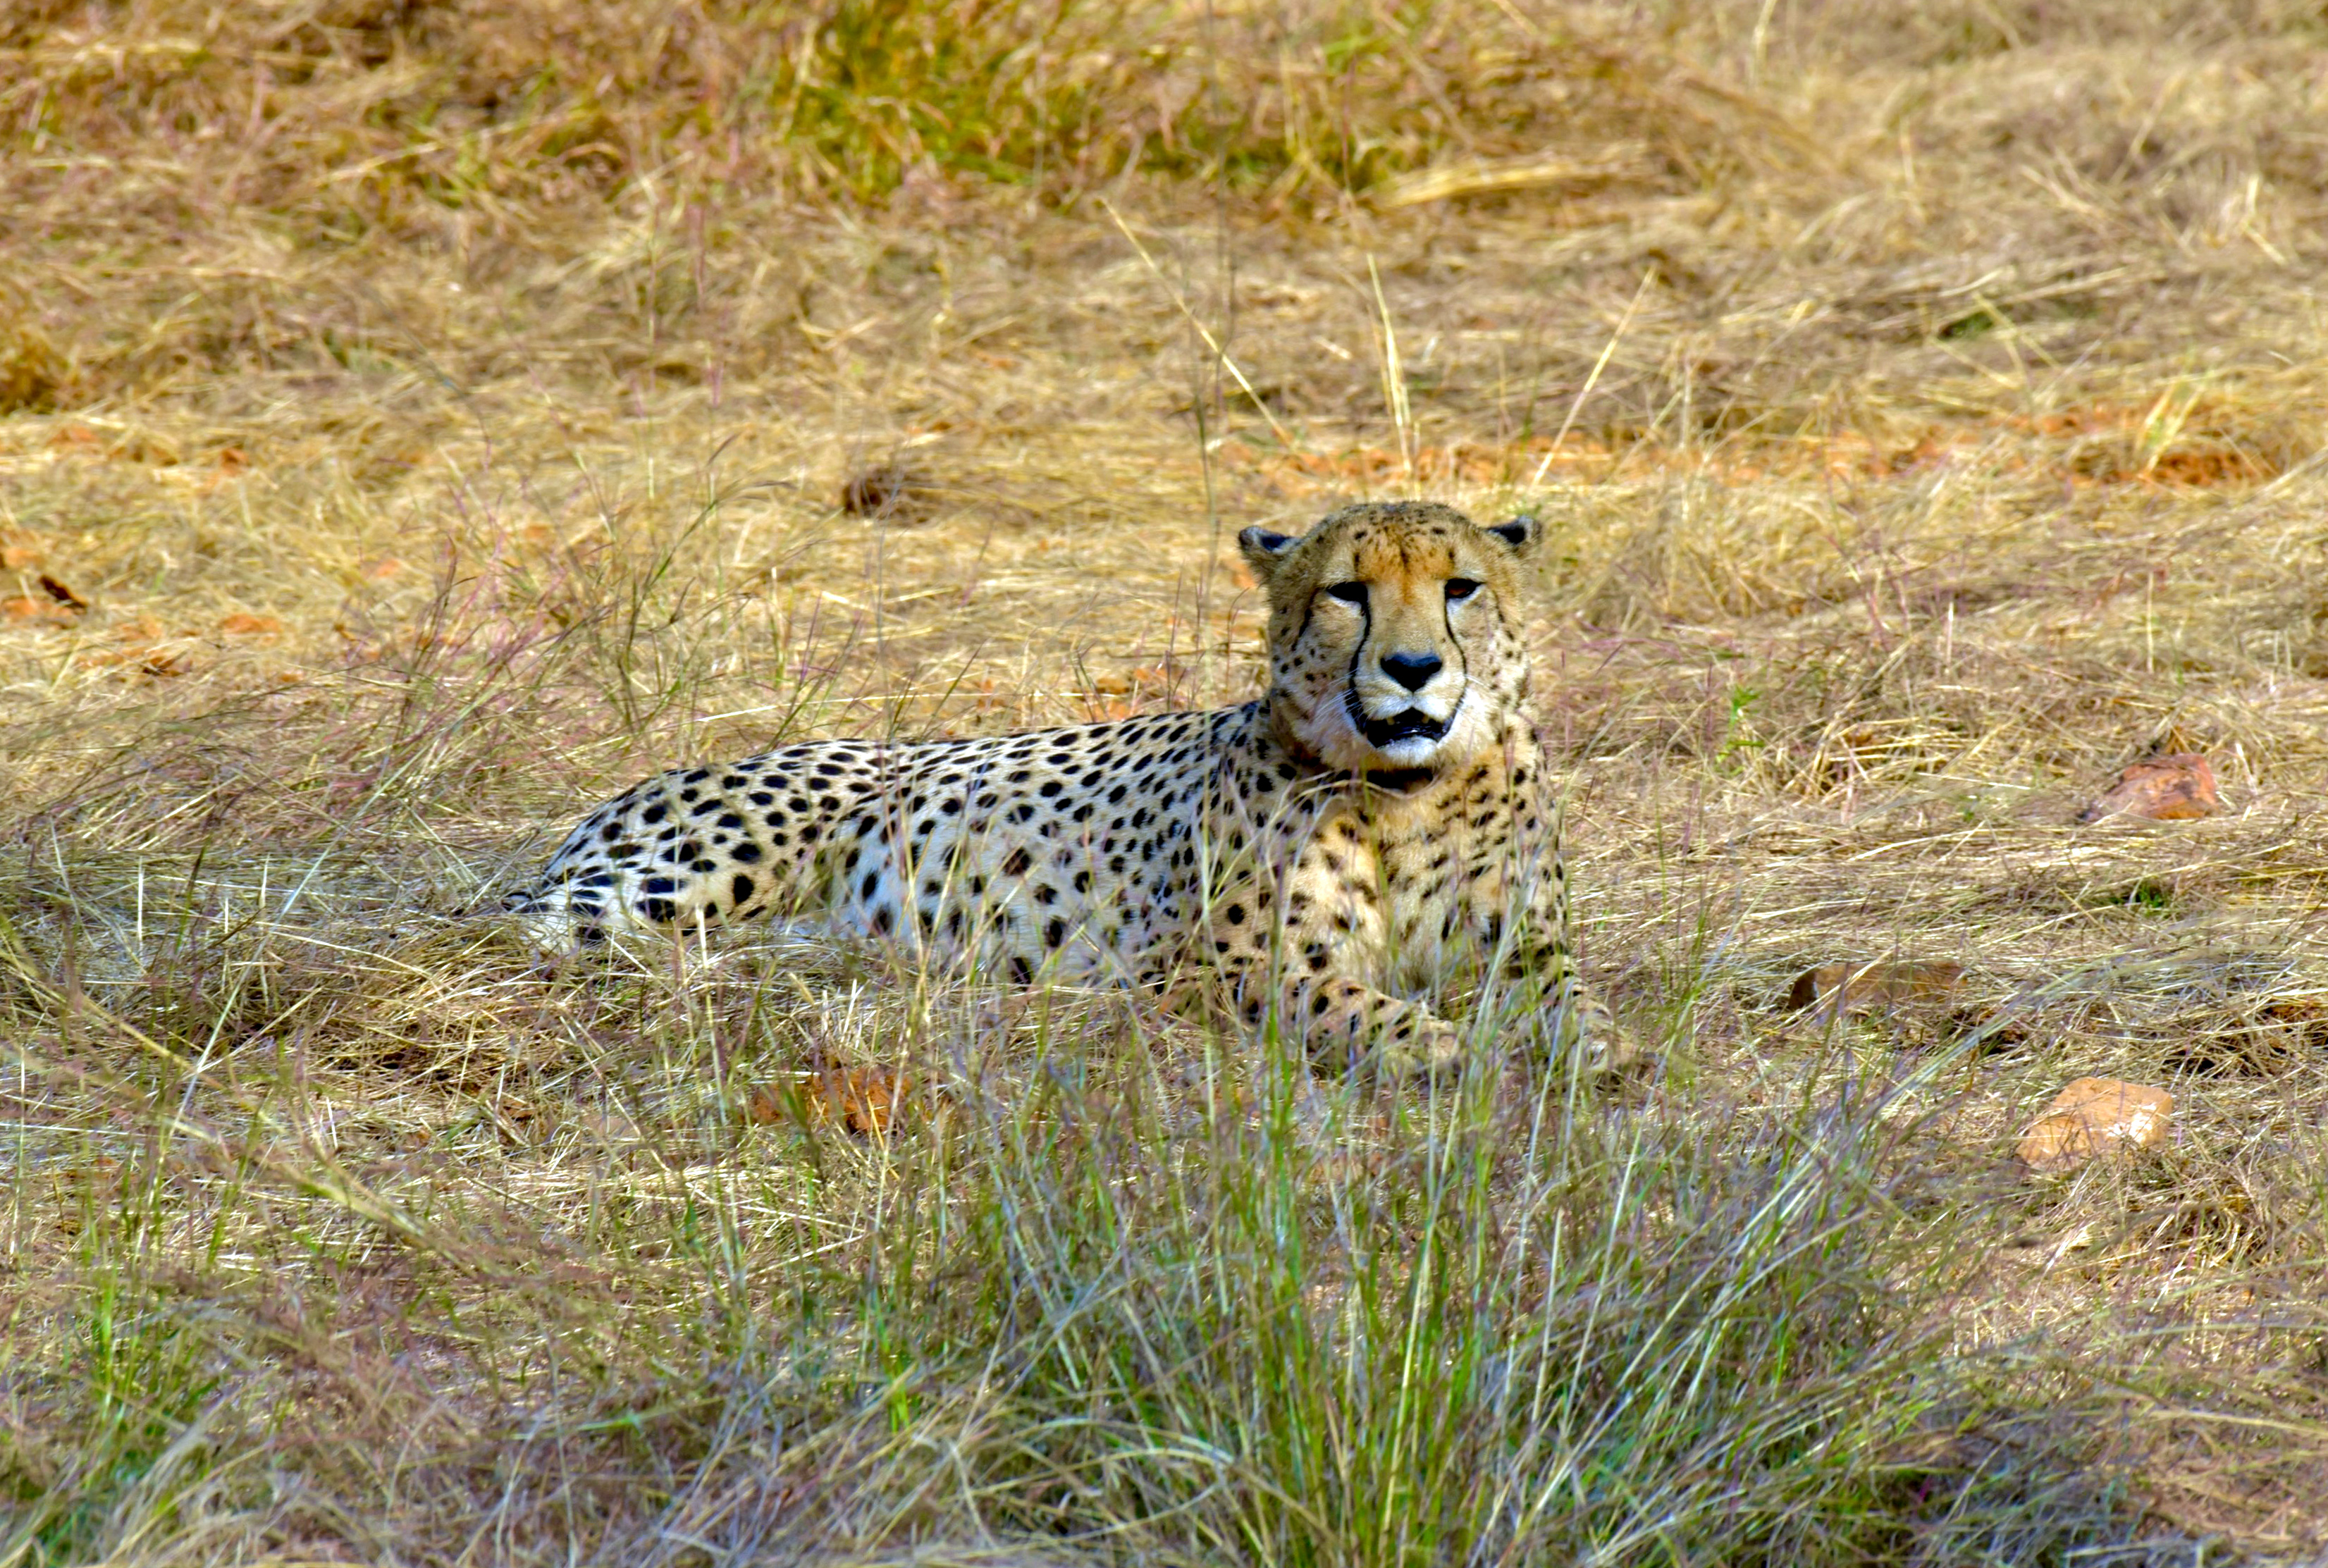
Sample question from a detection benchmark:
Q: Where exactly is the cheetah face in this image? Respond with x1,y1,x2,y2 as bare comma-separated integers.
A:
1239,500,1539,779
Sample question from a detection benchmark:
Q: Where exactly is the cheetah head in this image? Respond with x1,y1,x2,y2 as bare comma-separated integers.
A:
1238,500,1539,783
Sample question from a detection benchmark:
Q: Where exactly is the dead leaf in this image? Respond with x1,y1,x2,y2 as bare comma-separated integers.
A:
839,463,935,521
1093,665,1174,697
84,643,189,677
2017,1078,2173,1173
1,595,73,626
1785,959,1965,1016
0,313,61,412
751,1067,912,1135
2078,753,2220,822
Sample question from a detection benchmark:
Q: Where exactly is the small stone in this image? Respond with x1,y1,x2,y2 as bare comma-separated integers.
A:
1785,959,1965,1017
2016,1077,2173,1173
2077,753,2220,823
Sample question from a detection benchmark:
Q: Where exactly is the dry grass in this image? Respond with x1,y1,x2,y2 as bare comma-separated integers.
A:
7,0,2328,1560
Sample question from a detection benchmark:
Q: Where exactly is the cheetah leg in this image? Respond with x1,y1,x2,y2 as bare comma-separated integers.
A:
1551,977,1637,1070
1219,967,1466,1080
1305,980,1469,1079
1512,942,1638,1072
1504,827,1638,1071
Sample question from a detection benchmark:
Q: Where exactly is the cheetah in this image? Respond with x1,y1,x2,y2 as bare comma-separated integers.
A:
505,500,1625,1077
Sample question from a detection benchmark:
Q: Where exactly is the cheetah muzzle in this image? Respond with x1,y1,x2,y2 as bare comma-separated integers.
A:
505,500,1630,1078
1354,703,1451,751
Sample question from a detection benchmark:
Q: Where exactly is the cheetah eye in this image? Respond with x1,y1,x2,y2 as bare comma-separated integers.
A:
1445,578,1481,602
1324,581,1369,607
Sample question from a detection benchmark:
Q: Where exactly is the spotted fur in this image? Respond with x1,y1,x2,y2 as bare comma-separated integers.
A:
506,500,1625,1075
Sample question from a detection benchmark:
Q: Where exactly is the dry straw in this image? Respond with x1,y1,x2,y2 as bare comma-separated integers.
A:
4,0,2328,1560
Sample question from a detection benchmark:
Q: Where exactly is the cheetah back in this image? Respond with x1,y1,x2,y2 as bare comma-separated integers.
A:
510,708,1252,983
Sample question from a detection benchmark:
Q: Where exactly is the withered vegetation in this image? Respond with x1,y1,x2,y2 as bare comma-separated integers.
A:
6,1,2328,1562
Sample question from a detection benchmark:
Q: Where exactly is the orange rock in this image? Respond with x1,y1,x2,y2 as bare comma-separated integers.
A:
1785,959,1965,1016
2078,753,2220,823
2016,1078,2173,1173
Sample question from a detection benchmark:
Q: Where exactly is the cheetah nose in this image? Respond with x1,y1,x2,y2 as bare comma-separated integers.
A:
1381,650,1442,691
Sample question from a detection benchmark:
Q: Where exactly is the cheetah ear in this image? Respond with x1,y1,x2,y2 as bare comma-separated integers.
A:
1484,514,1541,557
1238,526,1299,581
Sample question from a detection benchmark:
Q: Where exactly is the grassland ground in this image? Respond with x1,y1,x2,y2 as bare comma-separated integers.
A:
6,1,2328,1561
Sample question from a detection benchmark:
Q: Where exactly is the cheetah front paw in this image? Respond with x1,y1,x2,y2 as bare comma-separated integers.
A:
1555,991,1644,1074
1371,1015,1467,1080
